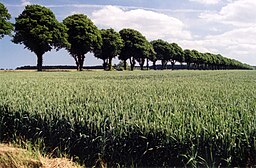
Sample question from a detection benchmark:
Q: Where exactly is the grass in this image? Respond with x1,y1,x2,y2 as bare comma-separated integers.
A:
0,70,255,167
0,143,82,168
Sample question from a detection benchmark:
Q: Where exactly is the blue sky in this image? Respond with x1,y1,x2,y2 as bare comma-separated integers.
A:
0,0,256,68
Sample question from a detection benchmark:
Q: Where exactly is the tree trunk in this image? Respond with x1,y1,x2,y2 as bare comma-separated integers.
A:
161,60,165,70
130,57,134,71
133,57,136,70
74,56,79,71
139,58,145,70
165,61,168,70
146,58,149,70
171,61,175,70
37,53,43,71
124,60,127,70
187,63,190,70
108,57,113,70
78,55,85,71
153,61,156,70
140,63,143,70
103,59,107,70
77,55,81,71
81,55,85,71
78,56,81,71
129,57,136,71
76,60,79,71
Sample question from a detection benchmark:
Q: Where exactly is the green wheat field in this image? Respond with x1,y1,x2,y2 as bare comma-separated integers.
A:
0,70,255,167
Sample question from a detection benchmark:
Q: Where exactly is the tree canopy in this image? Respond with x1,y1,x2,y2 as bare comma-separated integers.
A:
135,40,155,70
151,39,173,69
63,14,102,71
183,49,253,70
0,2,13,39
148,41,158,70
12,5,69,71
94,28,123,70
119,28,149,71
170,43,184,70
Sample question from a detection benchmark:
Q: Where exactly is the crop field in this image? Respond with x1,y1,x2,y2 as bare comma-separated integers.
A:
0,70,255,167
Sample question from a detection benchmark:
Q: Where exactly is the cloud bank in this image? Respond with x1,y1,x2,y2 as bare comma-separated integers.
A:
189,0,220,5
92,6,192,41
21,0,30,6
200,0,256,27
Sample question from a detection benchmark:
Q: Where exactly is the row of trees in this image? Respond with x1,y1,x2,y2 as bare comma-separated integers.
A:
0,3,253,71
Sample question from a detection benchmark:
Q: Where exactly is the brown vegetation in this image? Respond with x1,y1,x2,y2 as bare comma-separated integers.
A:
0,144,81,168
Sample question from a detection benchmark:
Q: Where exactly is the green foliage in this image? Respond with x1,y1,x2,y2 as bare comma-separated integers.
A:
184,49,252,70
184,49,193,64
151,39,172,69
169,43,184,70
147,43,157,62
151,39,171,61
191,50,204,69
12,5,69,71
119,28,149,70
94,28,123,70
170,43,184,63
0,3,13,39
0,70,256,167
63,14,102,71
136,40,155,70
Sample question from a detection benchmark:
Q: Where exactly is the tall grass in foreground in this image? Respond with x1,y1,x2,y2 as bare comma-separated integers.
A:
0,70,255,167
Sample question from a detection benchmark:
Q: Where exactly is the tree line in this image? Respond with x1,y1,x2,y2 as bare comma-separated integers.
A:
0,3,253,71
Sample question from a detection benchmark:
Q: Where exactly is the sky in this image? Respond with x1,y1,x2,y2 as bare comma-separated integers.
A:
0,0,256,69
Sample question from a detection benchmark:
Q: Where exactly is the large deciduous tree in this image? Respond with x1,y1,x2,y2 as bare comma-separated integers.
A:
191,50,202,69
0,3,13,39
63,14,102,71
170,43,184,70
184,49,199,69
119,28,148,71
184,49,192,69
135,40,154,70
94,28,123,70
151,39,172,70
148,41,158,70
13,5,69,71
144,43,156,70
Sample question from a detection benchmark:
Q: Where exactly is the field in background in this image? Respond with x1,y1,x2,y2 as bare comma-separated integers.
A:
0,70,255,167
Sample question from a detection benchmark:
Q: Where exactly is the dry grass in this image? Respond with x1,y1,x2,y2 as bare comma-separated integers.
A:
0,144,82,168
0,70,36,72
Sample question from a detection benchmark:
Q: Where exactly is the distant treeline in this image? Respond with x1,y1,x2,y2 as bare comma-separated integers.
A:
15,64,188,70
0,3,254,71
16,63,253,71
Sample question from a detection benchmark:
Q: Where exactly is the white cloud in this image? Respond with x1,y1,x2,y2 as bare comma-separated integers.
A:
90,5,255,65
193,0,256,65
91,5,192,41
21,0,31,6
180,26,256,64
200,0,256,27
179,40,211,53
206,27,256,46
189,0,220,5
